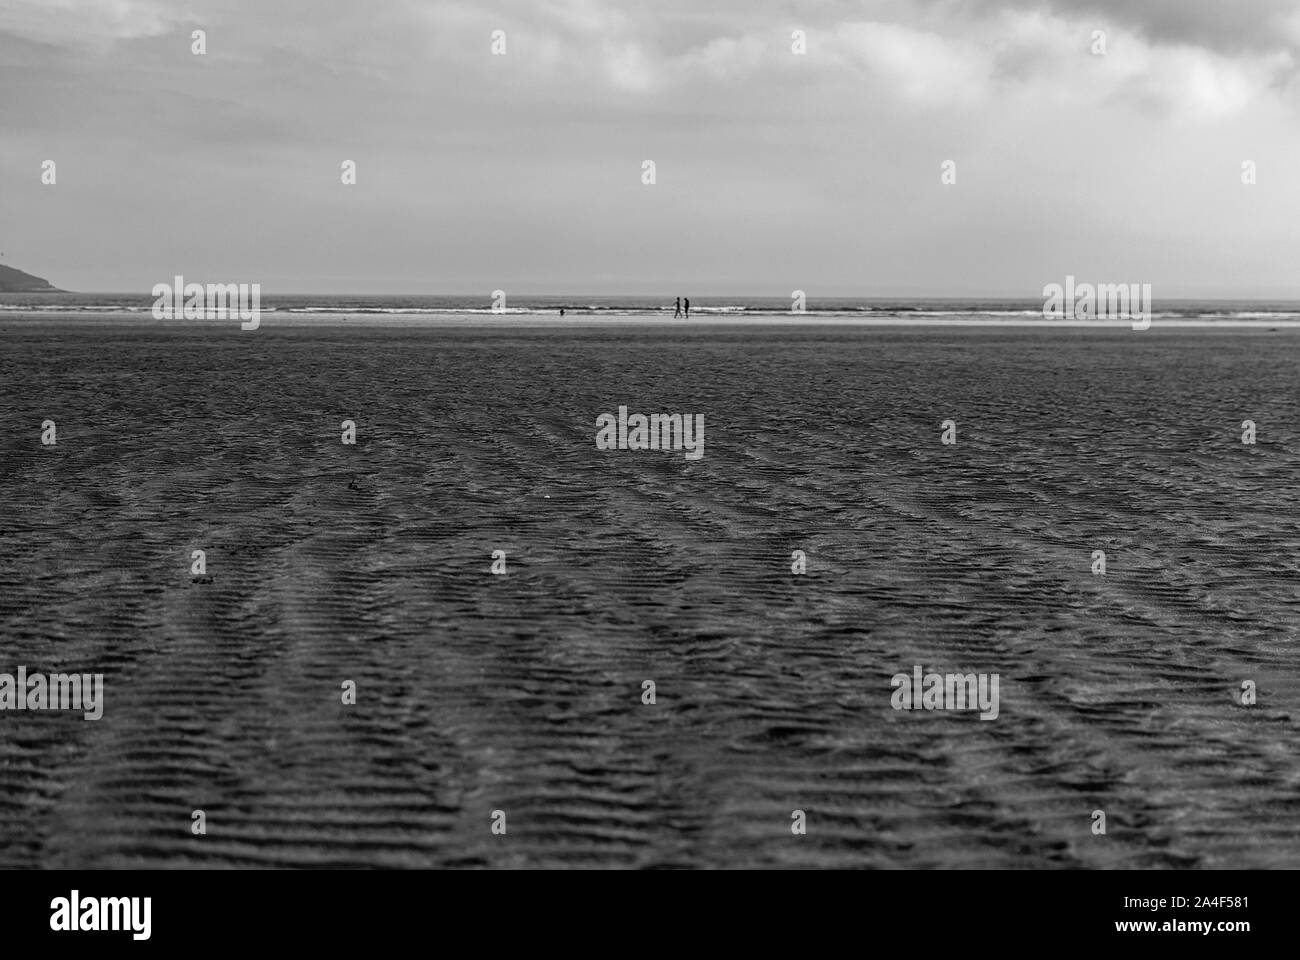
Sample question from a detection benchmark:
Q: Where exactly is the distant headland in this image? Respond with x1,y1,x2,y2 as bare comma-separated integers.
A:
0,265,63,292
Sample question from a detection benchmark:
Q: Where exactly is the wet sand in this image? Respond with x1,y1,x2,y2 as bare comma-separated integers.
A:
1,321,1298,868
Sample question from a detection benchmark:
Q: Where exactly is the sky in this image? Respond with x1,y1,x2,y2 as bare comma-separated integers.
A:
1,0,1298,297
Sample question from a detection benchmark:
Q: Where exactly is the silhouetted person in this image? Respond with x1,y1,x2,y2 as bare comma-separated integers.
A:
560,308,565,316
684,298,690,319
674,297,681,318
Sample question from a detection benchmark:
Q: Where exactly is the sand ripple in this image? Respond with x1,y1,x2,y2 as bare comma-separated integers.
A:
0,323,1297,868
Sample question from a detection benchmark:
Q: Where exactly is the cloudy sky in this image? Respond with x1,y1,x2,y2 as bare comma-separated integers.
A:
1,0,1297,296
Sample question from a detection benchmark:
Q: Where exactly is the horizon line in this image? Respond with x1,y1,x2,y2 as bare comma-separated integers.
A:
9,290,1300,303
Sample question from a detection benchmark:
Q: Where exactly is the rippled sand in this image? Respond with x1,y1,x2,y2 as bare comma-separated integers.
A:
1,321,1298,869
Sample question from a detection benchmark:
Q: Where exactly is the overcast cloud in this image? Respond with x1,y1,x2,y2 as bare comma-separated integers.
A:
1,0,1296,296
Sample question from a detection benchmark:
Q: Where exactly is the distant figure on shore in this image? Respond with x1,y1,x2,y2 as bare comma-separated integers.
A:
684,298,690,319
560,308,565,317
674,297,682,318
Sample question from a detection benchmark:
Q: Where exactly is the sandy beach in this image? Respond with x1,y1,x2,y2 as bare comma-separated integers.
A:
1,321,1297,868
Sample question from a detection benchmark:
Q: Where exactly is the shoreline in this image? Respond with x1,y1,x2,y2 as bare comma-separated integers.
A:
2,311,1300,330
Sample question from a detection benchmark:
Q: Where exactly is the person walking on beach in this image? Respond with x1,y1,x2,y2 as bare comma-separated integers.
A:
684,298,690,319
674,297,681,318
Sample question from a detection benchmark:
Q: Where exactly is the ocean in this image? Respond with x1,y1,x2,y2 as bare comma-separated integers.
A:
3,292,1300,323
1,308,1298,868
